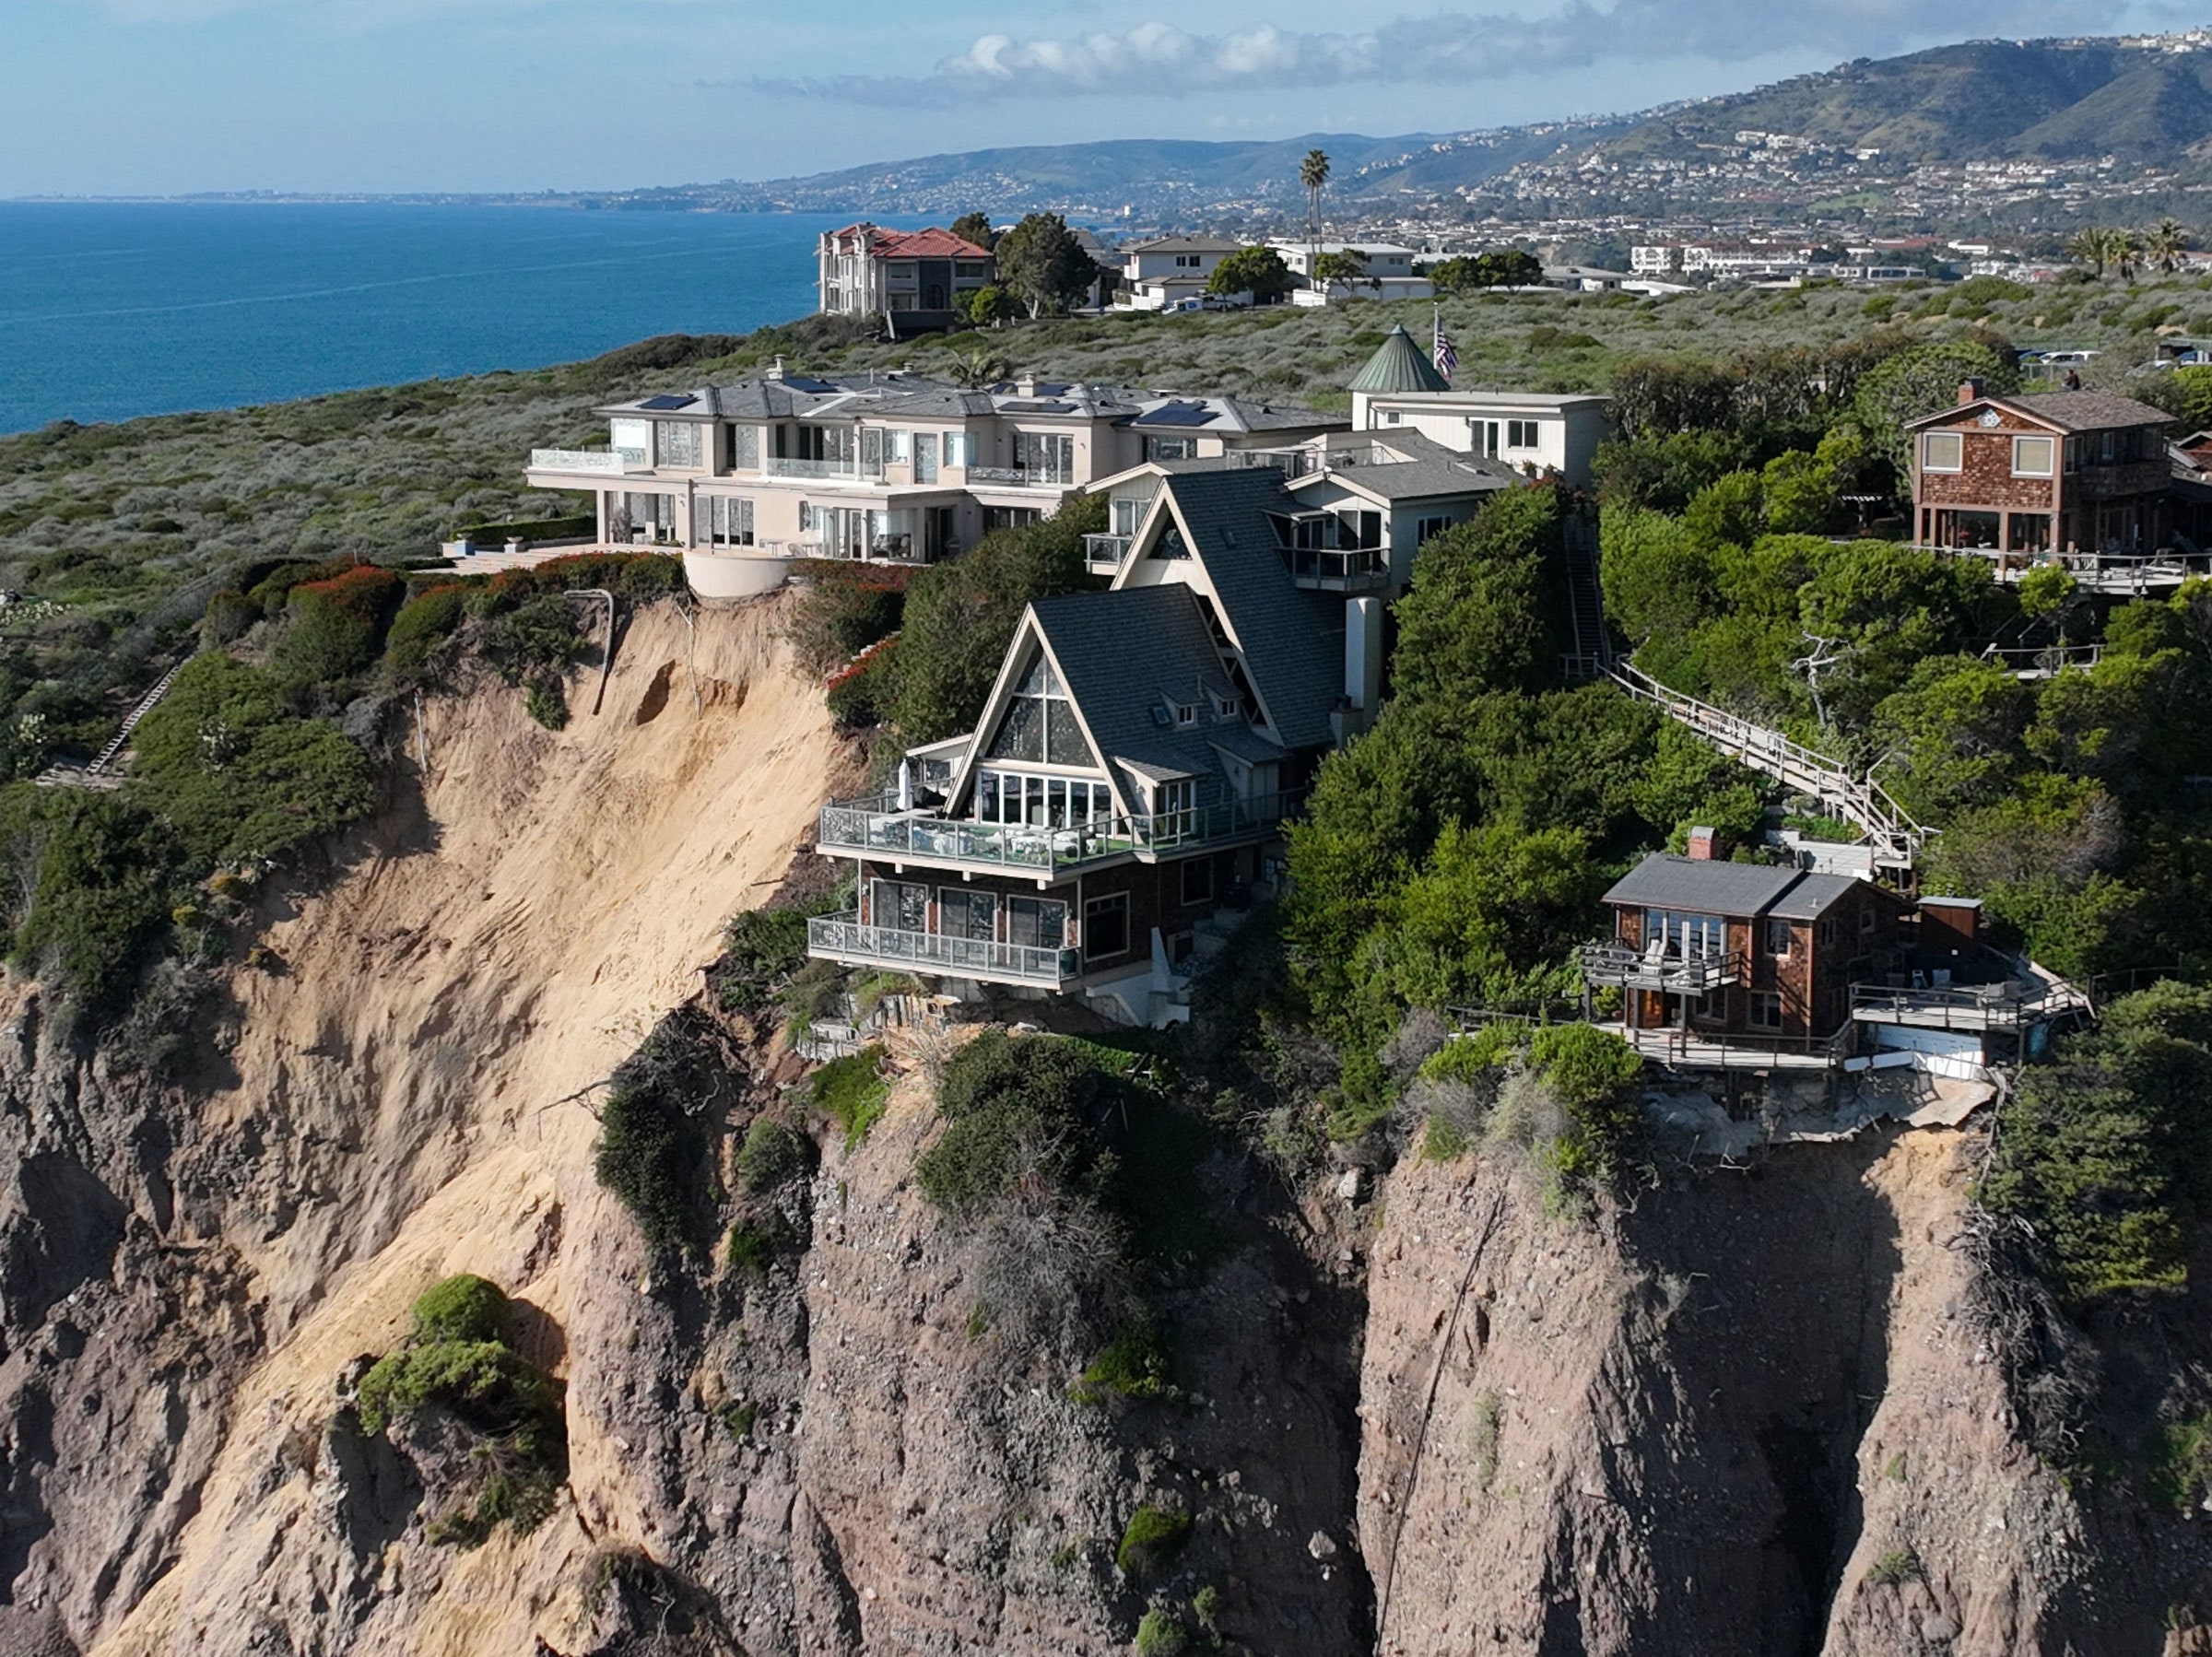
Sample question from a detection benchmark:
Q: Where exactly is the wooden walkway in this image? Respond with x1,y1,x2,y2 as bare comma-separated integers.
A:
1604,662,1929,871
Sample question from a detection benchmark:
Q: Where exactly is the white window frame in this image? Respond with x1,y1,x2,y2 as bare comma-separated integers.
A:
1083,892,1133,962
2012,434,2054,477
1922,430,1964,473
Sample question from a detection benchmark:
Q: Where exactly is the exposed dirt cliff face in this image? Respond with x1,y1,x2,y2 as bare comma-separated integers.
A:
3,595,2204,1657
1359,1130,2212,1657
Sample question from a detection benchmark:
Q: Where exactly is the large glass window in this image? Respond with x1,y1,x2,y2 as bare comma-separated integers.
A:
871,879,928,934
976,770,1112,828
1014,431,1076,482
938,887,997,941
915,433,938,483
732,425,759,469
655,421,701,468
1646,911,1724,958
707,497,754,546
1922,431,1963,473
2012,434,2054,477
1007,895,1068,949
983,655,1090,766
1084,893,1132,961
1156,778,1197,839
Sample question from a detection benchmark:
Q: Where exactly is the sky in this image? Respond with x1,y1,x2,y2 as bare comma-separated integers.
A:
1,0,2206,196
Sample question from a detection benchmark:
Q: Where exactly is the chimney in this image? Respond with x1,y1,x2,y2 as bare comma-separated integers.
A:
768,356,785,382
1687,825,1718,861
1957,377,1984,405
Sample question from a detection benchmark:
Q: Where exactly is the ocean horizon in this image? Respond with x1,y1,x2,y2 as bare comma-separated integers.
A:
0,202,913,435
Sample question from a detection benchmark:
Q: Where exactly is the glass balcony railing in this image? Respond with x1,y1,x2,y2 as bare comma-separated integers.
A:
764,455,859,479
816,789,1305,874
1278,545,1391,591
1084,532,1133,571
529,447,647,476
807,912,1081,986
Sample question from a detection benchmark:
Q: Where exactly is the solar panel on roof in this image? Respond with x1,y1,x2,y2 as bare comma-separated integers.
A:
638,394,697,410
1135,402,1216,428
782,376,841,394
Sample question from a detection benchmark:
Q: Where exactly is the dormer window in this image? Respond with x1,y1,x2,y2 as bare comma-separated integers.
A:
1213,692,1239,720
1173,701,1198,728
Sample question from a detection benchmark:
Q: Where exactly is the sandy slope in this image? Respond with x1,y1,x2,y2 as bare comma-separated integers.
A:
93,594,839,1656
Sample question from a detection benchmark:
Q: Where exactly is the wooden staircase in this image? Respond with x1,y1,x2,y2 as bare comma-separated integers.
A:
1605,662,1929,871
1559,533,1611,681
88,659,186,774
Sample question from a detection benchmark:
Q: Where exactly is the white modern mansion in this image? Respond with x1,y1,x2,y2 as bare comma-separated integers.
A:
522,366,1343,595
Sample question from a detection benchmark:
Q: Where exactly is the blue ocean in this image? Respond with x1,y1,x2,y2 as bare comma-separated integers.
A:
0,203,904,435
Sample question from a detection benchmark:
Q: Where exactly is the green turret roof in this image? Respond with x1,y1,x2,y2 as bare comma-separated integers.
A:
1347,323,1449,394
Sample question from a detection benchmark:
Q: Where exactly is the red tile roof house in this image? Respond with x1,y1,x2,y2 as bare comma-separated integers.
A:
818,224,994,331
1905,380,2174,568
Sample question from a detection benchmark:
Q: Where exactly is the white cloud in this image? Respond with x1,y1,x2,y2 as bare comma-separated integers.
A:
754,0,2191,105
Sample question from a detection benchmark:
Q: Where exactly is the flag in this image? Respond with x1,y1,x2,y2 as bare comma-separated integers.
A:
1432,307,1458,382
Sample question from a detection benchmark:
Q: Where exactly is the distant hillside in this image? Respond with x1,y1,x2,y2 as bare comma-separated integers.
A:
572,29,2212,228
1601,37,2212,167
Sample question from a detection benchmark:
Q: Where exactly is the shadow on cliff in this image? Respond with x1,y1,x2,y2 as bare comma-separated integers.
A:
1613,1129,1906,1657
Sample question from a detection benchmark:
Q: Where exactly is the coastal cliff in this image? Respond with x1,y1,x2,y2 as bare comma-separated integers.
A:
1,596,2206,1657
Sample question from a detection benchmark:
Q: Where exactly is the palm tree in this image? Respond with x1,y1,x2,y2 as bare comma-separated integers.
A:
1300,147,1331,279
947,347,1009,389
2067,226,2112,278
2111,228,2143,281
2147,216,2194,275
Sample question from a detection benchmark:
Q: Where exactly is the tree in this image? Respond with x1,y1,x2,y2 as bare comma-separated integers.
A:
1391,486,1563,711
1309,248,1372,295
960,286,1018,329
1300,147,1331,267
1206,245,1293,304
2146,217,2193,275
946,346,1010,388
949,211,996,251
2066,226,2108,278
2111,227,2143,281
1429,250,1543,292
1850,338,2019,476
991,213,1100,319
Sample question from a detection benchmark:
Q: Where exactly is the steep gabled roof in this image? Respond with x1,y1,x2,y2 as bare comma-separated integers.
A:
1347,324,1450,394
1907,390,2172,433
1151,469,1347,751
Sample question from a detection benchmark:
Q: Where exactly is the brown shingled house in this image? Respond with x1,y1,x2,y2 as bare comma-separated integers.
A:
1907,382,2172,558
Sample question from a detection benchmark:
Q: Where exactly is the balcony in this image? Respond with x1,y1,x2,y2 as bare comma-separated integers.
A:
1085,533,1133,572
807,911,1080,988
965,465,1065,489
816,788,1304,876
1579,942,1747,994
765,455,860,480
1850,975,2091,1032
1281,545,1391,593
530,447,647,476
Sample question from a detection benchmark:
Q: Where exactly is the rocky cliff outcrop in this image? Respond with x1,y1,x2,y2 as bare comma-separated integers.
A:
2,596,2205,1657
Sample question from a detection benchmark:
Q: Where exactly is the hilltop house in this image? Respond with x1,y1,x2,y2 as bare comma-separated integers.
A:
521,370,1344,597
1907,382,2174,560
1583,844,2086,1075
1346,326,1612,487
807,452,1522,1027
818,224,994,329
1114,236,1247,311
1270,241,1433,304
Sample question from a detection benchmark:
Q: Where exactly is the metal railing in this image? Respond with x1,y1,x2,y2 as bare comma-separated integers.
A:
817,789,1304,874
1607,1020,1860,1069
807,912,1080,985
1850,977,2090,1031
530,447,647,476
1606,661,1928,869
1578,942,1747,993
1084,533,1133,571
965,465,1065,488
765,455,859,479
1279,545,1390,590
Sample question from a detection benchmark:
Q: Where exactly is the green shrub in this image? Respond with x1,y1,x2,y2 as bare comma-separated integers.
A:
594,1086,696,1255
725,1222,775,1276
524,682,569,730
130,653,376,865
723,1399,760,1441
1116,1504,1192,1578
1865,1545,1921,1587
409,1274,512,1346
1529,1024,1644,1185
813,1047,890,1149
2149,1415,2212,1513
5,787,187,1014
737,1116,808,1193
1134,1608,1189,1655
783,568,905,677
201,589,257,646
1074,1321,1171,1404
915,1031,1114,1215
384,582,469,679
276,565,406,685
